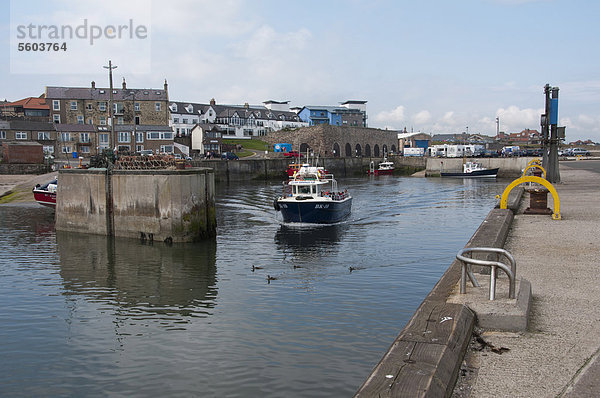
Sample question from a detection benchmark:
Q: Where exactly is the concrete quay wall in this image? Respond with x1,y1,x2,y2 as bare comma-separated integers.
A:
55,168,216,242
426,157,537,178
194,156,426,181
356,193,522,397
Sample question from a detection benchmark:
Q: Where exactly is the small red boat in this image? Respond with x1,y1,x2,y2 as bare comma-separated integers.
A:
32,177,57,207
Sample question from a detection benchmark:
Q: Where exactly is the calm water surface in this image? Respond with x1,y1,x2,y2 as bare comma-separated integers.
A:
0,175,507,397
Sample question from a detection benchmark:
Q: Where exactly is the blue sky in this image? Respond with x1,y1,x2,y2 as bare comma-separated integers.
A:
2,0,599,141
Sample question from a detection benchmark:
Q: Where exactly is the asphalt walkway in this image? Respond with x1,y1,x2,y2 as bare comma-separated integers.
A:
460,161,600,397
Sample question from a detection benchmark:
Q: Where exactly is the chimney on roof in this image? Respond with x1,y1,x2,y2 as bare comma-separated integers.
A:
244,102,249,109
91,81,95,89
122,78,126,89
164,79,168,92
210,98,216,106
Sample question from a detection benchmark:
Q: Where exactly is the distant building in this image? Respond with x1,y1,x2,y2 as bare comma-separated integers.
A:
169,99,307,140
191,123,222,156
45,79,170,127
496,129,541,144
0,119,56,157
297,100,367,127
397,131,431,153
0,96,49,120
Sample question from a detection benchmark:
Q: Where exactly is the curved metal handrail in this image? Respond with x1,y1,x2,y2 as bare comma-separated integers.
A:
457,247,516,300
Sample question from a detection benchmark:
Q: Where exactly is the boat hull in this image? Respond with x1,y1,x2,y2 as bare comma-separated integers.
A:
373,168,394,176
33,190,56,207
441,168,499,178
276,197,352,224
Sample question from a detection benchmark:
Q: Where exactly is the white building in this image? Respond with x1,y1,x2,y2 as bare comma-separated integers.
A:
169,99,308,140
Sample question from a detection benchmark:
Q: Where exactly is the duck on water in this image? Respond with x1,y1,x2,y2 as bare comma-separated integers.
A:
273,165,352,224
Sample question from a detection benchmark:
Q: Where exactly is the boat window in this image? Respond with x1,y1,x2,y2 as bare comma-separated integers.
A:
299,186,311,194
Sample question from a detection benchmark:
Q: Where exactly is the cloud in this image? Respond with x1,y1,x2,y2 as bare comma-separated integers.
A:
495,105,542,132
374,105,406,124
412,110,431,125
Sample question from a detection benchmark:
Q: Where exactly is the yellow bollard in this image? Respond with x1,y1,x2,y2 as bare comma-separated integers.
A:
499,176,561,220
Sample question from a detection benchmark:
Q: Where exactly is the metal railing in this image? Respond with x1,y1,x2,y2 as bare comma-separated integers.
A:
456,247,517,300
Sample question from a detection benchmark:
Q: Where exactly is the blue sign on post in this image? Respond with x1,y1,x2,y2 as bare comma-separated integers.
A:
550,98,559,125
72,152,78,158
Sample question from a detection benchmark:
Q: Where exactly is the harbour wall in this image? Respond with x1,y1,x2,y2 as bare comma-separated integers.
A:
193,156,426,182
426,157,537,178
55,168,216,242
355,187,524,397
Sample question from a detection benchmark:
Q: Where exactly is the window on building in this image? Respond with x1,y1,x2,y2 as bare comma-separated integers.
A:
43,145,54,154
53,100,60,111
136,132,144,143
136,144,144,152
99,102,107,111
16,131,27,140
70,101,77,110
38,132,50,140
88,118,93,125
113,103,124,114
135,116,140,125
99,117,106,125
173,118,179,123
86,103,92,110
155,102,161,112
79,146,90,154
146,131,173,140
134,102,140,111
80,133,90,143
77,115,84,124
117,117,124,125
118,132,130,143
99,134,109,147
53,114,61,123
0,131,6,139
60,133,71,142
183,118,188,124
160,145,173,153
117,145,130,152
61,145,72,153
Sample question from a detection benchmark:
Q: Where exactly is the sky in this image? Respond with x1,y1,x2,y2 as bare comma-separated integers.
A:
2,0,599,142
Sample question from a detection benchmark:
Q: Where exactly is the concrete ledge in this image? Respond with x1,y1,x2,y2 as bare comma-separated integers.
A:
355,208,517,397
447,278,532,332
355,303,475,397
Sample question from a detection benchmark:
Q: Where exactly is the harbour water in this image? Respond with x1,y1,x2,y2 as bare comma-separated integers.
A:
0,175,507,397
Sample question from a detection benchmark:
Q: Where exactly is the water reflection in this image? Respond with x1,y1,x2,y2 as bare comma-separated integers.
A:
274,223,348,258
56,231,218,327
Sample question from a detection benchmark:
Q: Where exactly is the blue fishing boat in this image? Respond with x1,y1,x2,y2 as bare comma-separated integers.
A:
273,165,352,224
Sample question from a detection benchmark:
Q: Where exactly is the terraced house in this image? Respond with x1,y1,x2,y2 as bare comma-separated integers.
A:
169,98,307,139
45,79,173,155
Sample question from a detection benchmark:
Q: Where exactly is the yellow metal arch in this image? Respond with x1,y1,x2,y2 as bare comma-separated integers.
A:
522,164,547,179
499,176,561,220
527,158,541,167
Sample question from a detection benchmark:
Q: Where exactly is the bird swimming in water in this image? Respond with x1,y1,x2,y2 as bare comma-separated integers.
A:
293,265,303,269
251,265,263,272
267,275,277,283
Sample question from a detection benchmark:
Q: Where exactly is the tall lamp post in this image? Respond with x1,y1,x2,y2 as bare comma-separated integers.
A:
103,60,117,155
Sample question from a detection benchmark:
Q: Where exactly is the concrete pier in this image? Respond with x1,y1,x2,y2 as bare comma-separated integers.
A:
357,160,600,397
55,168,216,243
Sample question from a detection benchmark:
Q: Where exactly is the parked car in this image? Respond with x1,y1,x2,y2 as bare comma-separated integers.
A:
284,150,303,158
570,148,590,156
221,152,239,160
524,148,543,157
